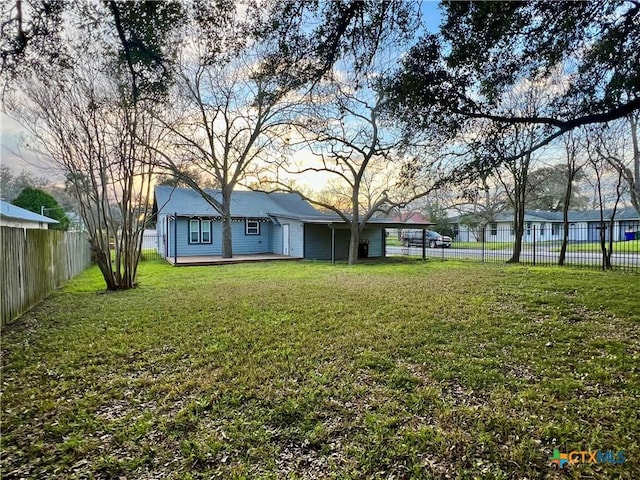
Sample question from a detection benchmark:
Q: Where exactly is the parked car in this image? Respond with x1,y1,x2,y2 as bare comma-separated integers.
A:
402,229,452,248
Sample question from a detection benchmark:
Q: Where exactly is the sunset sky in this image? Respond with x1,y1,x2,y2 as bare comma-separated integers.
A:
0,1,443,188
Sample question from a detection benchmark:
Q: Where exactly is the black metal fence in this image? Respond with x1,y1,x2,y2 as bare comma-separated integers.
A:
139,227,640,271
140,230,163,261
387,225,640,271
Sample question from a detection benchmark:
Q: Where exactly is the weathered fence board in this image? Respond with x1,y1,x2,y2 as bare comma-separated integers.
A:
1,227,92,325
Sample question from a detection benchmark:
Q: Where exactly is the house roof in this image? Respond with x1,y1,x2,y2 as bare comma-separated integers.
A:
0,200,59,224
153,187,434,228
449,207,639,224
154,186,321,219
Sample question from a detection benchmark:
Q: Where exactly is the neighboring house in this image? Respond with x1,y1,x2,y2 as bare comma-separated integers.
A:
153,186,432,261
449,208,640,243
0,200,59,230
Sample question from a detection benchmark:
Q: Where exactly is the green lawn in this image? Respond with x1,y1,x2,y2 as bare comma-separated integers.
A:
451,241,514,250
2,260,639,479
551,240,640,254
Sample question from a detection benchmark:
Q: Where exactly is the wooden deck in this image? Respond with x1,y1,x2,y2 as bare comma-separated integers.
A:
165,253,303,266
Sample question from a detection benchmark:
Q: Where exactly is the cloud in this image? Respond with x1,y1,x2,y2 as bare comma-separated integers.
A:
0,113,57,178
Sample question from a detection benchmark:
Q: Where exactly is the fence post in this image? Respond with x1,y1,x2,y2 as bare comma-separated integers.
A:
481,228,485,263
533,224,536,266
422,229,426,260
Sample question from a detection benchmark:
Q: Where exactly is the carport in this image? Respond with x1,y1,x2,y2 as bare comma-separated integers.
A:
297,215,434,262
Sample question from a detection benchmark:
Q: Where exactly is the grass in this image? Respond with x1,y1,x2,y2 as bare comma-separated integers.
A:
451,241,514,250
550,240,640,254
2,259,639,479
386,237,404,246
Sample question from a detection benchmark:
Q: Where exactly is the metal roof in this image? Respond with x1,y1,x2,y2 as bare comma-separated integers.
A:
153,187,434,228
154,186,322,218
450,207,639,224
0,200,59,224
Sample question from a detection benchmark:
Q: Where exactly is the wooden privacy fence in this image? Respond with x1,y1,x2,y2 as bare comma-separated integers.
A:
1,227,92,325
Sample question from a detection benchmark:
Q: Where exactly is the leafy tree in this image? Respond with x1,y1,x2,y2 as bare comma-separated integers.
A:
258,1,417,83
387,0,640,165
2,0,416,95
4,1,174,290
1,0,183,97
525,165,588,212
12,186,70,230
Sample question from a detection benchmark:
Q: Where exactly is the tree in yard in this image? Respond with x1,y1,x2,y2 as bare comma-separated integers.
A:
594,112,640,215
4,1,180,290
525,164,588,213
387,1,640,166
12,186,70,230
455,172,509,243
584,130,626,269
461,79,553,263
492,125,540,263
144,0,418,259
151,8,301,258
270,81,438,264
553,131,590,266
9,64,160,289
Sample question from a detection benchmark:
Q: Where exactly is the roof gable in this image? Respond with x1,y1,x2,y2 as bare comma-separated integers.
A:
0,200,59,224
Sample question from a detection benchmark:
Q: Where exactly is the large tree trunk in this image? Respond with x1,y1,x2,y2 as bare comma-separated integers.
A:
508,189,526,263
221,187,233,258
347,190,361,265
559,207,570,266
558,174,573,266
92,245,119,290
348,225,359,265
599,222,611,270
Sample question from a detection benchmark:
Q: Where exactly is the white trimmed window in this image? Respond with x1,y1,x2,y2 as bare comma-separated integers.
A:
189,219,200,243
201,220,212,243
189,219,212,244
245,220,260,235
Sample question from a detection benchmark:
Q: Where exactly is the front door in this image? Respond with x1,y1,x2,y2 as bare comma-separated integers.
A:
283,224,290,255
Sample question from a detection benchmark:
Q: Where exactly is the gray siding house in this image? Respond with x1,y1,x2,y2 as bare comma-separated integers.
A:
449,208,640,243
153,186,427,262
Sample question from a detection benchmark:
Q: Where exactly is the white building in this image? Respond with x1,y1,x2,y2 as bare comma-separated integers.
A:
0,200,59,230
449,208,640,243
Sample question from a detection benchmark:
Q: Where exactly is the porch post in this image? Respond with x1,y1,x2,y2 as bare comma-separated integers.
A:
382,228,386,259
331,225,335,264
174,212,178,265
